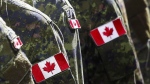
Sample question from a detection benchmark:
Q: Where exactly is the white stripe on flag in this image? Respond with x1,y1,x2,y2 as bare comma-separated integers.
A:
98,21,119,43
38,56,61,79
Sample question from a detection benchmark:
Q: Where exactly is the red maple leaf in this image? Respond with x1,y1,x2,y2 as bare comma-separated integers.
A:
43,61,55,74
103,27,113,37
73,22,77,26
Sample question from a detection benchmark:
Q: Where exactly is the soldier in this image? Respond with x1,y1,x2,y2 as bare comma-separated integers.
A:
0,16,34,84
1,0,75,84
66,0,136,84
123,0,150,83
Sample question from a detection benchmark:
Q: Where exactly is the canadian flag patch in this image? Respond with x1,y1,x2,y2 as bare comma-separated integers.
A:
90,18,126,46
68,19,81,29
32,53,69,83
13,36,23,49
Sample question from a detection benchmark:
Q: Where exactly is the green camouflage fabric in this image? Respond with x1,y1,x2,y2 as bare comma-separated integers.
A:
72,0,136,84
0,0,76,84
0,18,32,84
0,32,16,83
0,0,144,84
114,0,150,83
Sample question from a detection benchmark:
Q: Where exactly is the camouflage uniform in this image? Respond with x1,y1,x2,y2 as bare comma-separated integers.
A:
0,0,142,84
74,0,136,83
1,0,76,84
0,16,33,84
123,0,150,83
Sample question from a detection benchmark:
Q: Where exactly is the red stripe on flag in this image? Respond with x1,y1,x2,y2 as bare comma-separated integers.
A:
32,64,45,83
75,19,81,28
90,28,105,46
69,20,73,28
17,37,23,45
113,18,126,36
54,53,69,71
